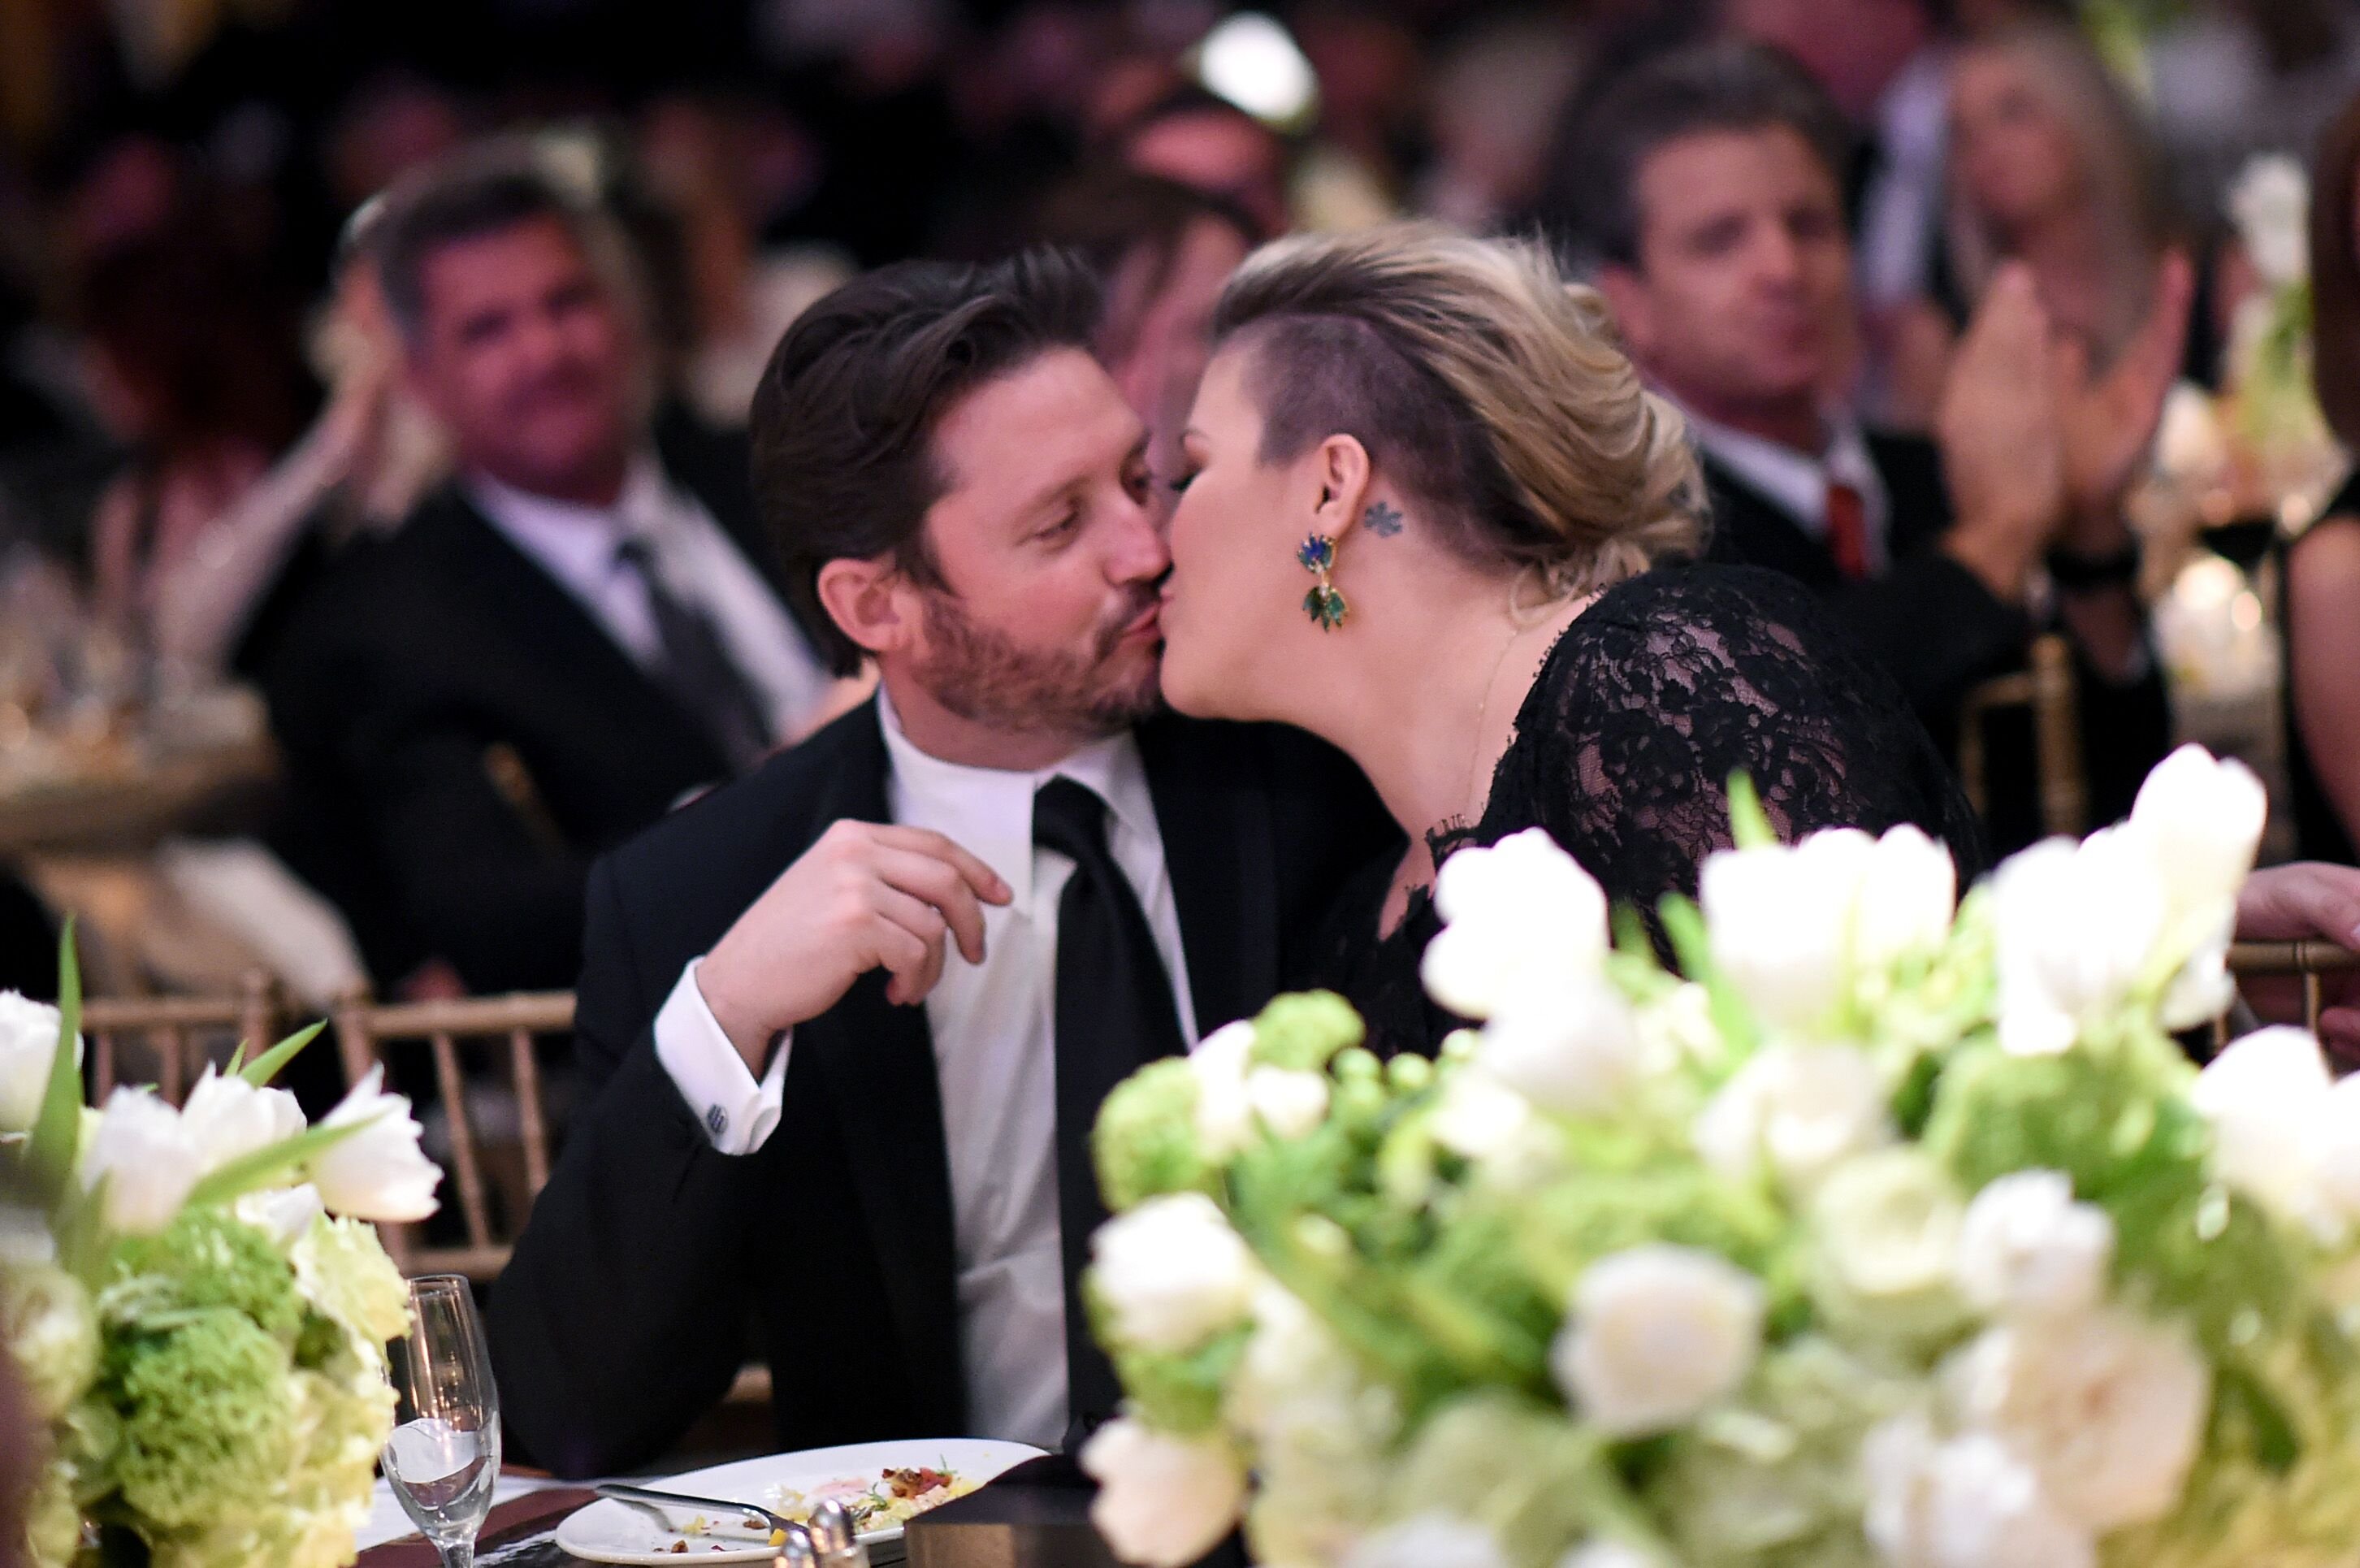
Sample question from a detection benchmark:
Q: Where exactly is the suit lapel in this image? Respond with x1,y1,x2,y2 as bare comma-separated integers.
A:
1700,455,1848,592
1137,717,1279,1037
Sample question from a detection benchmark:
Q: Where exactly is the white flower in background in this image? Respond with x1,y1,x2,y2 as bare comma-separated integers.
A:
1945,1309,2208,1530
2158,925,2237,1033
1246,1066,1330,1140
0,990,77,1133
1810,1149,1967,1326
1854,825,1959,968
1428,1068,1534,1160
180,1063,305,1174
1080,1418,1249,1568
1863,1413,2095,1568
1701,828,1874,1032
1553,1243,1765,1436
1189,1020,1258,1157
2229,154,2310,288
2315,1073,2360,1220
2191,1026,2349,1232
1475,975,1644,1117
1422,829,1609,1020
1955,1172,2115,1322
1694,1043,1892,1191
1092,1191,1258,1352
1557,1545,1661,1568
309,1065,440,1222
1228,1281,1399,1568
80,1087,203,1235
1340,1514,1510,1568
1990,829,2166,1056
2130,747,2267,929
235,1182,326,1247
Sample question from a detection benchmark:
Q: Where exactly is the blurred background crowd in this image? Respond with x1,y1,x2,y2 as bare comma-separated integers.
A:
2,0,2359,1081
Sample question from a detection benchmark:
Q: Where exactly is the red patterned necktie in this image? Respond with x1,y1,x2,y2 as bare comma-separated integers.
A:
1824,479,1872,581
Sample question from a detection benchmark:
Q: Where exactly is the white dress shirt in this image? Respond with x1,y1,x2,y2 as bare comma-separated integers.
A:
467,453,833,742
1683,409,1894,577
652,688,1199,1449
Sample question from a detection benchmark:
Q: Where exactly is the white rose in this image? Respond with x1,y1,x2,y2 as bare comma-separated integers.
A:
80,1087,203,1235
1340,1514,1510,1568
2191,1026,2340,1229
1810,1149,1967,1334
1701,829,1875,1032
1863,1413,2095,1568
1475,975,1645,1117
1427,1068,1533,1160
1189,1020,1258,1158
1091,1191,1257,1352
1944,1308,2208,1530
0,990,79,1133
1553,1243,1765,1436
1422,829,1609,1020
1246,1066,1329,1141
1955,1171,2114,1322
2229,154,2310,288
1991,829,2166,1056
309,1065,441,1222
235,1183,326,1247
1855,825,1959,968
1557,1546,1660,1568
180,1063,305,1174
1694,1043,1892,1191
1080,1418,1248,1568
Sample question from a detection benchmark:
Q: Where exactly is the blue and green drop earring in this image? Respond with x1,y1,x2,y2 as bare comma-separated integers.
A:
1297,534,1347,630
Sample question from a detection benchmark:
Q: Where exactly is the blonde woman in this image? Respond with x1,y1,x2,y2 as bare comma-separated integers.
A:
1155,224,1982,1050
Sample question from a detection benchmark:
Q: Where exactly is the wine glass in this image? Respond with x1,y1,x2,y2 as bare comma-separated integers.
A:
383,1275,502,1568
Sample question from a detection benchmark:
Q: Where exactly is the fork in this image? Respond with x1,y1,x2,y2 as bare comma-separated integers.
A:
595,1483,814,1549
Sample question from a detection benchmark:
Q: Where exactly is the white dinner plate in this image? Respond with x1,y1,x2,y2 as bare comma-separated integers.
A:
555,1437,1048,1564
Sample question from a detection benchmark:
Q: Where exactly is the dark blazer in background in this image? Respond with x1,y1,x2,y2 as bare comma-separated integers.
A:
1701,431,2172,847
488,699,1397,1477
254,417,805,994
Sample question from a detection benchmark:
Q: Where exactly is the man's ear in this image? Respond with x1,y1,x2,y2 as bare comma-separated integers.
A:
1595,262,1656,363
816,557,917,665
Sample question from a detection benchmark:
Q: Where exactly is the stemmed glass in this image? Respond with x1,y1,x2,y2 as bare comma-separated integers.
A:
382,1275,502,1568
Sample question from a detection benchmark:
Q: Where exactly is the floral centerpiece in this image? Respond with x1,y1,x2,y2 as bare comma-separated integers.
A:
1,933,441,1568
1077,746,2360,1568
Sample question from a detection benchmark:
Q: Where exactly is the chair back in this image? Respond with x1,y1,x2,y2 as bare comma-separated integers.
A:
1958,632,2086,840
2215,941,2360,1052
83,973,279,1103
331,990,575,1279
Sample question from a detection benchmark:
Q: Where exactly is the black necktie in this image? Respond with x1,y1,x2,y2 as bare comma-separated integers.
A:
1033,776,1187,1447
613,537,773,773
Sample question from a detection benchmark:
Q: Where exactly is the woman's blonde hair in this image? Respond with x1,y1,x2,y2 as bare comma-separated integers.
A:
1210,222,1704,596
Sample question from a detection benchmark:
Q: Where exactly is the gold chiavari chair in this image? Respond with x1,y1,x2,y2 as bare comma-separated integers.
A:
83,972,279,1103
331,990,574,1280
2213,940,2360,1053
1958,632,2086,841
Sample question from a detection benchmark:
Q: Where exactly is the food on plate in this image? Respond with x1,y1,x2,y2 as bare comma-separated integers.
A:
764,1466,978,1531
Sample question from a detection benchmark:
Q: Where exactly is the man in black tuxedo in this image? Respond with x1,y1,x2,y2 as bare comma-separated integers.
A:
490,252,1396,1475
1578,41,2176,842
258,151,834,994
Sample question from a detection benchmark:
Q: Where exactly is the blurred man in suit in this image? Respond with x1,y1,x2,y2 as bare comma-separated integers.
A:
258,147,835,994
1577,41,2176,843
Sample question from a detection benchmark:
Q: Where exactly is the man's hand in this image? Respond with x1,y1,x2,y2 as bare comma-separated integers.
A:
697,821,1013,1072
2054,250,2194,555
2234,862,2360,1060
1936,265,2067,602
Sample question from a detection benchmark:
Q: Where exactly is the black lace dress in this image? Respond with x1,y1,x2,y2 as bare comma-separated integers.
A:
1327,563,1989,1055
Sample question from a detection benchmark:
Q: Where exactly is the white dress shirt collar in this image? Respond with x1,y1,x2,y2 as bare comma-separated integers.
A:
1682,406,1892,574
466,454,666,623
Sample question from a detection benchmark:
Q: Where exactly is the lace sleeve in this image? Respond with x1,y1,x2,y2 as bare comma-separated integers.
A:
1483,565,1988,920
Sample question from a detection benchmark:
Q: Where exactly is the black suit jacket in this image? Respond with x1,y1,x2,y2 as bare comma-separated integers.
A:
488,700,1397,1476
256,419,809,992
1700,432,2172,842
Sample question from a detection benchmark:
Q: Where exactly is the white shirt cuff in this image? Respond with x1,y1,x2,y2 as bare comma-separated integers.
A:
653,958,790,1155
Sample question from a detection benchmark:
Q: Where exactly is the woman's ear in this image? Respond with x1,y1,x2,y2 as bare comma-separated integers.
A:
1311,435,1375,539
816,557,916,666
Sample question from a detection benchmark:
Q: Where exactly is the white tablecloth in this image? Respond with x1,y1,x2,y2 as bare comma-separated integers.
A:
357,1474,570,1552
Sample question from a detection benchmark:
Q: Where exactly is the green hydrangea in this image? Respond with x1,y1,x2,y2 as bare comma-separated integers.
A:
149,1363,393,1568
1105,1322,1250,1436
1094,1058,1215,1212
1250,993,1364,1073
110,1209,304,1347
1382,1393,1643,1568
2,1261,100,1419
1510,1162,1787,1306
110,1309,297,1530
291,1215,409,1354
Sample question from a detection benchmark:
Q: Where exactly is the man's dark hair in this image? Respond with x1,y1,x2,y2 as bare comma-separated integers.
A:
750,250,1103,678
370,146,601,342
1565,39,1854,268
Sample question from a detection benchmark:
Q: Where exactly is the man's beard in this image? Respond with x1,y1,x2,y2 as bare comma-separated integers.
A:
913,587,1166,739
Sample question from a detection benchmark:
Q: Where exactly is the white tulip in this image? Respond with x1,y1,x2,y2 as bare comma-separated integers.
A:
1553,1243,1765,1436
1694,1043,1892,1192
1080,1418,1248,1568
1862,1413,2095,1568
1340,1514,1509,1568
2228,154,2310,288
1856,825,1960,968
80,1087,203,1235
0,990,78,1133
235,1183,326,1247
1701,829,1875,1032
1427,1068,1534,1161
180,1064,305,1174
1245,1066,1329,1141
1955,1172,2114,1322
1475,974,1645,1118
2315,1074,2360,1220
2131,746,2267,920
1990,830,2166,1056
1422,829,1609,1020
309,1066,441,1222
2191,1026,2341,1230
1091,1191,1258,1352
1944,1308,2208,1530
